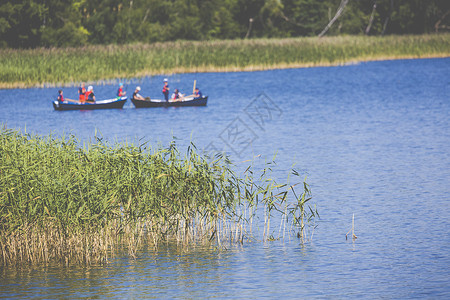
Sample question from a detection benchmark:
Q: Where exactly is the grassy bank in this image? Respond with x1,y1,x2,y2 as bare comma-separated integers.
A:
0,128,316,265
1,34,449,89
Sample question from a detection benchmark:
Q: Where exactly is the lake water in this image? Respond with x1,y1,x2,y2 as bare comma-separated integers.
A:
1,58,449,298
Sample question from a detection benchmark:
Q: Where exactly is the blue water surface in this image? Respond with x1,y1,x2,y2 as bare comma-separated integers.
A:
1,58,449,298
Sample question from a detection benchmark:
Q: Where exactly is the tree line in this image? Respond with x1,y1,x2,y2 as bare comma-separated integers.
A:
1,0,449,48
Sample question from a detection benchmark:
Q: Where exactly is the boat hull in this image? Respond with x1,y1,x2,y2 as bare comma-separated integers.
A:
131,96,208,108
53,97,127,111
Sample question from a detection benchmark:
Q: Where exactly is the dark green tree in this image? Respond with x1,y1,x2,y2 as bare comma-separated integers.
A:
41,0,89,47
0,0,46,48
0,0,448,48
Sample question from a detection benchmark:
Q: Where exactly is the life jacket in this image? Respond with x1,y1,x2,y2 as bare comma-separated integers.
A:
162,84,169,93
173,92,181,100
85,91,92,101
79,87,86,102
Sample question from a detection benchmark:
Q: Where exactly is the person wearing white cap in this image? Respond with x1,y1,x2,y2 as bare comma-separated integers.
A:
86,85,96,102
162,78,169,101
132,86,145,100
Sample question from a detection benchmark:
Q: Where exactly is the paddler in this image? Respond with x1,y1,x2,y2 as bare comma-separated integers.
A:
86,86,95,102
117,83,126,98
57,90,64,103
78,83,86,102
162,78,170,101
132,86,145,100
172,88,184,101
194,87,202,99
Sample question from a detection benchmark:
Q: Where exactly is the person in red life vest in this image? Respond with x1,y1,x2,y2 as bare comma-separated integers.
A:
162,78,169,101
85,86,95,102
84,86,91,101
172,88,184,101
57,90,64,103
117,83,126,98
78,83,86,102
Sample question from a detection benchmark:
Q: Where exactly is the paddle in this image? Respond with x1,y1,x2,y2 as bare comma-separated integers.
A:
64,98,80,103
169,80,197,102
171,94,185,102
176,80,197,100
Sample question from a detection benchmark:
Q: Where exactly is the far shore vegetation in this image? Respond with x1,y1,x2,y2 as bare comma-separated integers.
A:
1,34,449,89
0,127,317,265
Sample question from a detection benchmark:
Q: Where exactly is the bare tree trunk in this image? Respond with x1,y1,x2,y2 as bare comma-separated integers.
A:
365,2,377,35
381,0,393,36
245,18,254,39
141,9,150,25
435,10,450,33
318,0,350,38
278,10,303,27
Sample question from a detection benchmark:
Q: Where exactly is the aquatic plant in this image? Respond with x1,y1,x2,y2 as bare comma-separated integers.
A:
0,34,448,88
0,127,317,265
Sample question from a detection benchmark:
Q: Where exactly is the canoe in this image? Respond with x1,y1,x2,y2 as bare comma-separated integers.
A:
131,96,208,108
52,97,127,111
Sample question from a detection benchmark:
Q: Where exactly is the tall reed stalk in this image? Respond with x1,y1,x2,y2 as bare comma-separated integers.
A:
0,127,318,265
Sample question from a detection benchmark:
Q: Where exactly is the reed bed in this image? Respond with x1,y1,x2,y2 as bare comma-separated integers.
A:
0,127,317,265
0,34,449,88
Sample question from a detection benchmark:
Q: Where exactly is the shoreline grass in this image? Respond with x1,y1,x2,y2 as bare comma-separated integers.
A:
0,127,317,265
0,34,449,89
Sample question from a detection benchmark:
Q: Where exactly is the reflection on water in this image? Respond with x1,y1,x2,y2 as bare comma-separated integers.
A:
1,58,449,298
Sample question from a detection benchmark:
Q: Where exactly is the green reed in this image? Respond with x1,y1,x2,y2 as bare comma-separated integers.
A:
0,34,448,88
0,127,317,265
